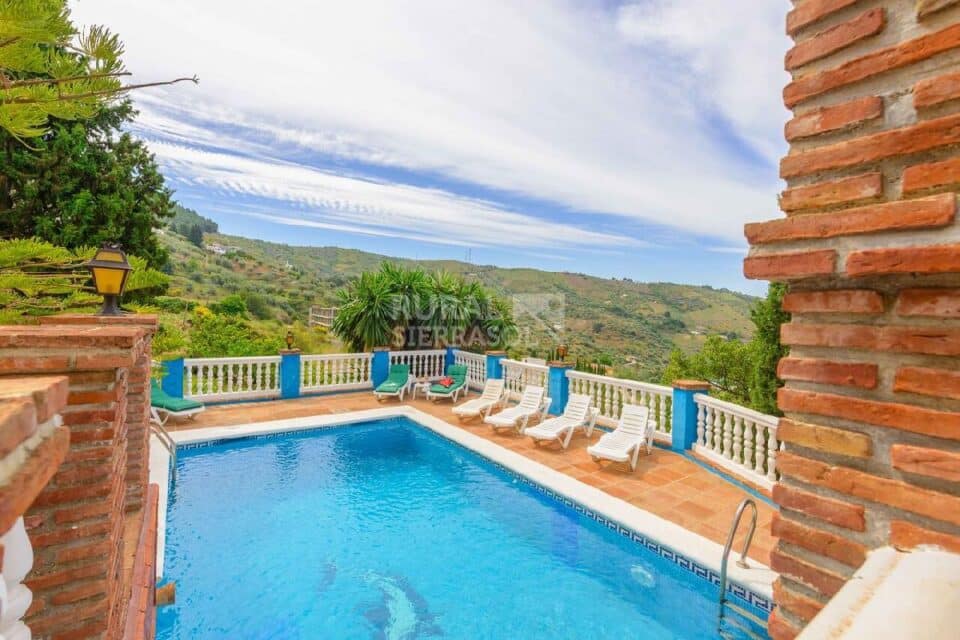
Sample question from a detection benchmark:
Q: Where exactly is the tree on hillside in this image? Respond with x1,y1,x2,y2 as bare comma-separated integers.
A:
333,263,517,351
187,224,205,248
0,101,176,267
0,0,195,139
660,283,790,414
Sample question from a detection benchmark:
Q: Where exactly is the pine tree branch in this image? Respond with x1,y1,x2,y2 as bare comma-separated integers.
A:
3,76,199,105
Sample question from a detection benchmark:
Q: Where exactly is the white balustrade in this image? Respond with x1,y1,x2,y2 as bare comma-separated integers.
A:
566,371,673,444
301,353,373,392
184,356,281,402
453,350,487,390
0,517,34,640
694,394,780,490
500,359,549,401
390,349,447,380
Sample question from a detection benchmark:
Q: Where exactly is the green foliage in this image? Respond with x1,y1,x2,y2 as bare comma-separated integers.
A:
333,262,517,351
0,101,176,267
749,283,790,415
152,321,187,359
187,224,204,248
242,291,273,320
187,309,283,358
169,205,218,237
0,238,168,322
661,283,789,413
152,296,196,313
210,293,247,318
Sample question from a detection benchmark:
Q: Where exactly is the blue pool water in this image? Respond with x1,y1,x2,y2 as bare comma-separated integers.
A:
157,418,768,639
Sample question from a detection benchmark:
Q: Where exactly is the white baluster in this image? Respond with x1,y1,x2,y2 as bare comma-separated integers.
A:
767,426,778,481
733,415,744,464
696,403,706,446
723,412,733,459
743,420,755,472
704,406,715,451
754,424,766,475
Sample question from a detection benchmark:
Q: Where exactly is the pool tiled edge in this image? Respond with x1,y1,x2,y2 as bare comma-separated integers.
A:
150,406,776,612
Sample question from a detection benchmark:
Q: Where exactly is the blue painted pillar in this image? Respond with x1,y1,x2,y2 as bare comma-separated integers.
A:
445,345,456,371
671,380,711,451
485,351,506,379
161,357,184,398
547,361,573,416
372,347,391,387
280,349,301,399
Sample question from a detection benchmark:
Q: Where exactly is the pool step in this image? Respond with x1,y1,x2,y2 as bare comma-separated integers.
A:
719,603,766,640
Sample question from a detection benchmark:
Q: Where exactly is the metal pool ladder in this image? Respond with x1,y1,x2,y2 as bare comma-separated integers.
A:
717,498,766,639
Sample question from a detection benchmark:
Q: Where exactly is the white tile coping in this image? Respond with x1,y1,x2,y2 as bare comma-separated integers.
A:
799,546,960,639
149,406,776,599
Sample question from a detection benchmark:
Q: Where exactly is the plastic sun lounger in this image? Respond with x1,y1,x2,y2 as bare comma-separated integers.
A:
374,363,411,401
523,393,599,449
150,379,205,426
452,379,505,420
425,364,468,402
587,404,653,471
483,385,551,433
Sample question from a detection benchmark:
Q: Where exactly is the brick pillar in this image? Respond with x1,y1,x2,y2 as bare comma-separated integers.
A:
746,3,960,638
0,323,150,639
39,315,158,514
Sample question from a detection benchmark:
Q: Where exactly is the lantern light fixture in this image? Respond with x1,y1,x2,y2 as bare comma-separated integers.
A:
285,330,295,350
84,244,133,316
556,343,568,361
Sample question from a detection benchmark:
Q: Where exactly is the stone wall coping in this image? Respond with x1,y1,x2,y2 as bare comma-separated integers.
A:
673,379,712,391
40,313,159,334
0,376,69,424
0,324,146,348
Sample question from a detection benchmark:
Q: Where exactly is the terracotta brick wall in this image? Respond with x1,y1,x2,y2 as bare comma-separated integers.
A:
746,2,960,638
0,322,154,639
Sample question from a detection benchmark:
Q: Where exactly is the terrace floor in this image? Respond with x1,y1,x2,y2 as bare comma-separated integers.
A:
166,391,778,565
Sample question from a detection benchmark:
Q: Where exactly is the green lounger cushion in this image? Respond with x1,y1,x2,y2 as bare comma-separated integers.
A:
151,379,203,412
375,363,409,393
430,365,467,394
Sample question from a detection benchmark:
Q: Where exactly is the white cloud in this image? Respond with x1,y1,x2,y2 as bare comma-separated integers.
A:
72,0,791,244
150,141,636,250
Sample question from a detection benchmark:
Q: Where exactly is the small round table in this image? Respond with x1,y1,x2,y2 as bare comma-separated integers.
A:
412,381,432,400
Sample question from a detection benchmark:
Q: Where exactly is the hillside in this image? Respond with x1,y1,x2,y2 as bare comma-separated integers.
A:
158,223,756,380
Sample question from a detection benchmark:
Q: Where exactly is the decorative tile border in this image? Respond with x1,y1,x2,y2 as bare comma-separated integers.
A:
173,416,773,616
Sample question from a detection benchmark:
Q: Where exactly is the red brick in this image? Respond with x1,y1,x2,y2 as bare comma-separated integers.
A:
896,288,960,317
30,521,112,548
903,157,960,195
890,520,960,553
782,289,883,314
747,193,955,244
743,249,836,280
773,483,865,530
785,96,883,141
0,325,144,348
779,387,960,440
0,426,70,534
773,579,826,623
915,70,960,108
778,451,960,526
778,357,878,388
918,0,960,18
0,399,37,458
769,606,802,640
772,513,867,567
55,539,111,564
847,243,960,277
785,23,960,107
781,322,960,356
786,8,885,70
894,365,960,400
780,172,882,212
0,355,72,372
0,376,70,423
770,548,848,596
787,0,860,35
25,563,106,591
891,444,960,482
778,418,873,458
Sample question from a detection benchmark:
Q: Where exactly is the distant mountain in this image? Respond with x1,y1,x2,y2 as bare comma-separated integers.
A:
158,228,756,381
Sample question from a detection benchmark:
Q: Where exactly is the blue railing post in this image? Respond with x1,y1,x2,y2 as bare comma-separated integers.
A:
671,380,710,451
445,345,456,371
485,351,506,379
161,357,184,398
280,349,301,399
547,361,573,416
372,347,391,387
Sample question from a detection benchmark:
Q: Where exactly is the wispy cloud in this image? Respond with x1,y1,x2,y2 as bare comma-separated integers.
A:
72,0,790,248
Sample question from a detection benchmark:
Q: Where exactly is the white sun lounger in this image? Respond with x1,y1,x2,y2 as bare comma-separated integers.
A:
452,379,505,420
523,393,599,449
587,404,653,471
483,385,551,433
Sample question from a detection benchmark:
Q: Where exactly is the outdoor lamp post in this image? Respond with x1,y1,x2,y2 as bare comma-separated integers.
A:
85,244,133,316
286,330,295,350
556,343,568,361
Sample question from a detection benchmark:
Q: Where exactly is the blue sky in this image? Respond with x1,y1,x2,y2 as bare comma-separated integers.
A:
73,1,792,295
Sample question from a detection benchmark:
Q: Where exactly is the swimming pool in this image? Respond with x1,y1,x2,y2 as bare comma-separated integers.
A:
157,417,770,639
